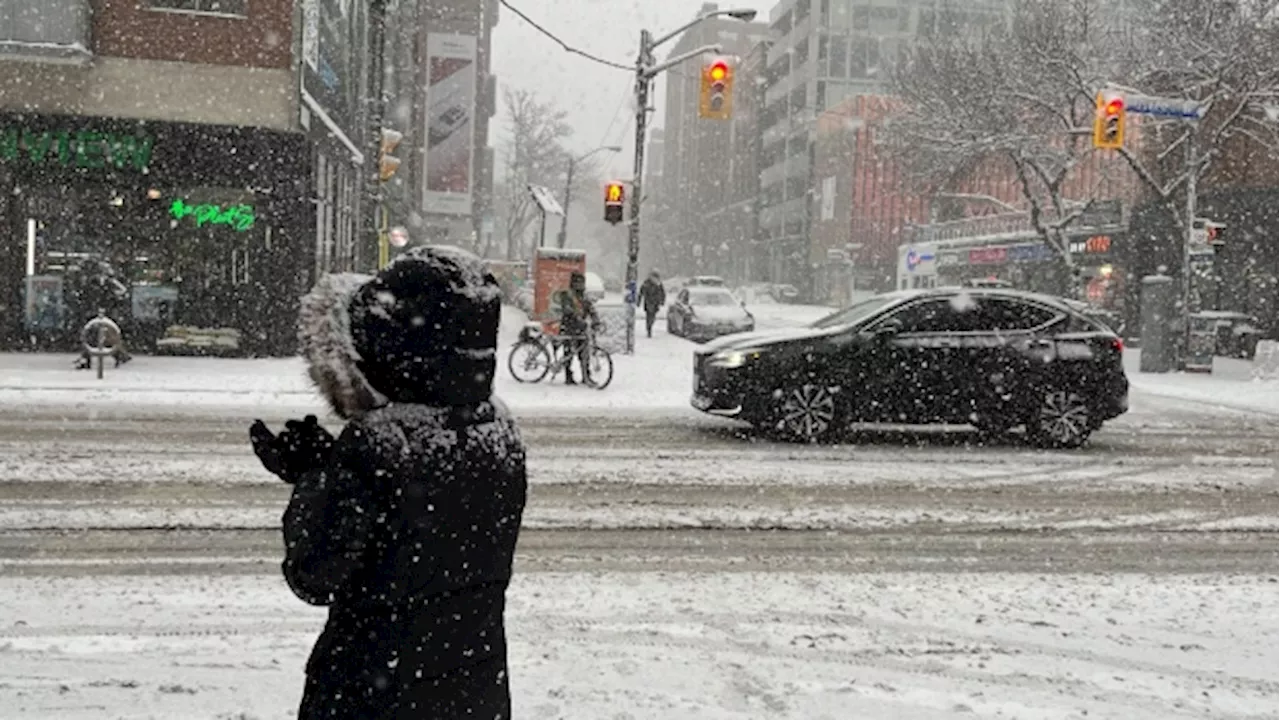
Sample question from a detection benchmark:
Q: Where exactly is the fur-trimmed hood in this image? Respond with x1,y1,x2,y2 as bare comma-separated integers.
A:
298,272,386,419
298,246,502,418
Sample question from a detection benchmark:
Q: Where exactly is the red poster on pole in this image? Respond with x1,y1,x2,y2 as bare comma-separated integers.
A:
533,248,586,334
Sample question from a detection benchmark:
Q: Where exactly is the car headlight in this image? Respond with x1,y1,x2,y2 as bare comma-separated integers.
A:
709,348,763,368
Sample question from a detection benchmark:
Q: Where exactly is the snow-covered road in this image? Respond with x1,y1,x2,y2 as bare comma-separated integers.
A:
0,305,1275,718
0,573,1274,719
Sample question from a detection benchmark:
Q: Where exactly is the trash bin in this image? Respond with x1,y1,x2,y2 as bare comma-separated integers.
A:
1186,312,1217,373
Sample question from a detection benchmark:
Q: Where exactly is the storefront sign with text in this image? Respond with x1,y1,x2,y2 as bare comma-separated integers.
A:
0,126,154,172
169,199,255,232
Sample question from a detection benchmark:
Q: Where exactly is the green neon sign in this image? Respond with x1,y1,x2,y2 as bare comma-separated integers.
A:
169,199,256,232
0,126,154,172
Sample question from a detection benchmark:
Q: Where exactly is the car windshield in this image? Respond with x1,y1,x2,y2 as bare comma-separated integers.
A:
809,296,902,329
689,291,737,306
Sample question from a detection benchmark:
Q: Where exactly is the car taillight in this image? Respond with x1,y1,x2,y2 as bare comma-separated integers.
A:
1111,337,1124,352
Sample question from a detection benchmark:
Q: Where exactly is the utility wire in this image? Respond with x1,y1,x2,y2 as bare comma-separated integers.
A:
497,0,632,72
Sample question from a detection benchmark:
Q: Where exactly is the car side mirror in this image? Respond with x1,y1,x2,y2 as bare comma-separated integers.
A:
874,321,902,340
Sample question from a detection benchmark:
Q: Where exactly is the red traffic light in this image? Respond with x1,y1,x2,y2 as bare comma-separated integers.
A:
1104,98,1124,116
605,182,624,204
708,62,728,82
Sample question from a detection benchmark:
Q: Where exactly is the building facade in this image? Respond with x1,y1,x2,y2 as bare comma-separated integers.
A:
382,0,499,253
650,3,768,282
0,0,314,356
757,0,1008,296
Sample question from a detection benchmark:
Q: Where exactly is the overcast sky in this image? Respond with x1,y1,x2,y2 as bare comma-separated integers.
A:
490,0,767,180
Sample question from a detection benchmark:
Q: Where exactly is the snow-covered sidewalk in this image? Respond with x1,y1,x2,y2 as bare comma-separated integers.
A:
0,572,1273,719
0,304,836,417
1124,350,1280,416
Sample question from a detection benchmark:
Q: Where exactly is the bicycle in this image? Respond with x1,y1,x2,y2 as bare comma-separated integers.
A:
507,322,614,389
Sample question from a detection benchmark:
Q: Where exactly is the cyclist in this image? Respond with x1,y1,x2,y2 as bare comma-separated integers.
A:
557,271,601,386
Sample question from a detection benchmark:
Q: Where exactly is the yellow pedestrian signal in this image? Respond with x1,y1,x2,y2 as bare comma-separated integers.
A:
1093,93,1125,150
379,128,403,181
604,182,625,224
699,58,734,120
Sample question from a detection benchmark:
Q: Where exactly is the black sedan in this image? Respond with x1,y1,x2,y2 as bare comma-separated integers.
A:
691,288,1129,446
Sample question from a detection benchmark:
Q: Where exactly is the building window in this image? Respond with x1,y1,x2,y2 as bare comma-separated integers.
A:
147,0,248,17
0,0,91,57
830,37,847,77
852,5,869,31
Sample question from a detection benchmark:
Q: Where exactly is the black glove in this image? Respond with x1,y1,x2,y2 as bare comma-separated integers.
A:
249,415,336,484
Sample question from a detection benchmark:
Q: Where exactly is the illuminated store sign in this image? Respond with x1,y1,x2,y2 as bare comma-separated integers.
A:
169,198,255,232
0,126,154,172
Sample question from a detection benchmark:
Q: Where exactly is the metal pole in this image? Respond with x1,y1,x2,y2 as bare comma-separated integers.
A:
624,30,652,355
1180,127,1196,367
557,157,574,248
365,0,389,272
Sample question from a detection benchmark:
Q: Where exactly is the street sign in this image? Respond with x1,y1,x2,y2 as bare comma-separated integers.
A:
1120,93,1204,120
528,184,564,216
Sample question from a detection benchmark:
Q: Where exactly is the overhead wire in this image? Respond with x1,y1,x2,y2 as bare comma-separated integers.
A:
496,0,632,72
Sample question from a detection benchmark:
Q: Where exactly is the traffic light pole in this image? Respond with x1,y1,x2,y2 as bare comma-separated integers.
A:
623,30,727,354
557,156,575,248
1179,128,1197,368
365,0,388,273
623,30,652,355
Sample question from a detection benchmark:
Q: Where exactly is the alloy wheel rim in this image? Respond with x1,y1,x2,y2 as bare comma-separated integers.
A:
1039,390,1088,444
782,384,836,439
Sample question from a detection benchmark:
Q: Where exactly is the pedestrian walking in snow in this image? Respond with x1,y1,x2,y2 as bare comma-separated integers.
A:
249,245,527,720
637,270,666,338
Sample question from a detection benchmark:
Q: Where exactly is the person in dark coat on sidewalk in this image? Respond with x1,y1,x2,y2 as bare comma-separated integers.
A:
249,245,528,720
636,270,665,338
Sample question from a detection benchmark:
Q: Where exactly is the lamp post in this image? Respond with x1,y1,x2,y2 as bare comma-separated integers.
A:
557,145,622,249
622,7,757,354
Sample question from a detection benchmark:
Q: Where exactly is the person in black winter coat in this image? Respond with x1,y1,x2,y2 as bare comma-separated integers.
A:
249,245,528,720
636,271,665,338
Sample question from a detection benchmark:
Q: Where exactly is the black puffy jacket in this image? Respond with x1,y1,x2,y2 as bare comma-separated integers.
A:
284,247,527,720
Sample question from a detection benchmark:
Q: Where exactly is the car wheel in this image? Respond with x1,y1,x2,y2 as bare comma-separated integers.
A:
1028,389,1091,449
775,383,842,443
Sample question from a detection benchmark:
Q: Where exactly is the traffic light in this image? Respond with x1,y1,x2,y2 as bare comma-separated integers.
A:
604,181,625,225
1092,92,1125,150
699,57,734,120
379,128,403,181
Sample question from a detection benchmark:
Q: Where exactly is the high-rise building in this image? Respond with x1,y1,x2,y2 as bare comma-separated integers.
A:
649,3,768,279
756,0,1008,295
382,0,499,252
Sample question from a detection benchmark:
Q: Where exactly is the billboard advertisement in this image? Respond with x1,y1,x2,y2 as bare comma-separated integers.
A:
301,0,365,158
423,33,477,217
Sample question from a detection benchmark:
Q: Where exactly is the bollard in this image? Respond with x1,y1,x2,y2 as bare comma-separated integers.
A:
81,315,123,381
1139,273,1176,373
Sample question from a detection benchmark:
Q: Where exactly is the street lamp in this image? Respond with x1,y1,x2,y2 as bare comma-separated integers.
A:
623,7,758,354
557,145,622,249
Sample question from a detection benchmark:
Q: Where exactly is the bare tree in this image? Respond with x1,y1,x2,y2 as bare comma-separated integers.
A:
1114,0,1278,233
888,0,1125,296
888,0,1278,299
490,88,605,260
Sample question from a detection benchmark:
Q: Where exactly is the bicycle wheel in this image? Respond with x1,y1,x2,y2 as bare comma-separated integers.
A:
508,341,551,383
585,346,614,389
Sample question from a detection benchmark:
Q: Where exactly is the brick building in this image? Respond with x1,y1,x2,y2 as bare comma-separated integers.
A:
0,0,327,355
812,94,1144,304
